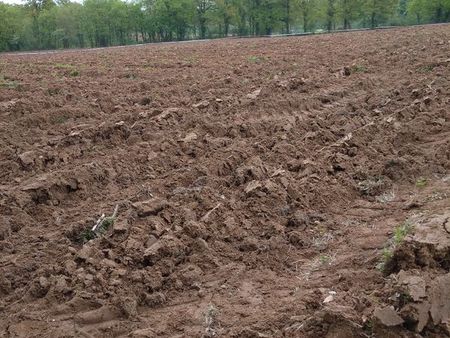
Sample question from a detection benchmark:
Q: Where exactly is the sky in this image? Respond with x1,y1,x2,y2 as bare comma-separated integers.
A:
1,0,24,3
0,0,83,4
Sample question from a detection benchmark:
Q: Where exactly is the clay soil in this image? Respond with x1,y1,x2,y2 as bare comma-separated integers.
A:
0,25,449,338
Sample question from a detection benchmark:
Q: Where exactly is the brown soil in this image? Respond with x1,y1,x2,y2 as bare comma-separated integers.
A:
0,25,449,338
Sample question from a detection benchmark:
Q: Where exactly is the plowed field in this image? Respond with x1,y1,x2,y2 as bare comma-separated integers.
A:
1,24,449,337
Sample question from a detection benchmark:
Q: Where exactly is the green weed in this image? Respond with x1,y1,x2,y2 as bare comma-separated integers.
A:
51,114,69,124
418,64,435,73
394,221,413,245
377,221,414,272
416,177,427,188
78,216,115,244
319,254,332,265
47,87,61,96
248,55,266,64
54,63,75,69
351,64,367,73
0,75,21,89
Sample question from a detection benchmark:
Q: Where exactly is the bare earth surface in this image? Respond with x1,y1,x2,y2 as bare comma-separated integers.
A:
0,25,449,337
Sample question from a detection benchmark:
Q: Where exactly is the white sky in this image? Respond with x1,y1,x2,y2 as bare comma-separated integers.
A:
0,0,83,4
0,0,25,4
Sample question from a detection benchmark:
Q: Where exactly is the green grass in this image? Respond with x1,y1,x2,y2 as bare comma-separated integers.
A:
50,114,69,124
418,64,435,73
54,64,80,77
394,221,413,245
47,87,61,96
79,216,116,244
248,55,266,64
351,64,367,73
0,75,21,89
377,221,414,272
125,73,137,79
54,63,75,69
319,254,332,265
415,177,428,188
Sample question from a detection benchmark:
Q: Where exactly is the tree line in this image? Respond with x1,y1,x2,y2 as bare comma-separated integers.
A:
0,0,449,52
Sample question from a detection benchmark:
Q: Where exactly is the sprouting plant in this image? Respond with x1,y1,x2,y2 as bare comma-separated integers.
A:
80,205,119,243
351,64,367,73
204,303,219,337
377,221,414,272
394,221,413,245
0,75,21,89
418,64,435,73
47,87,61,96
319,254,331,265
51,114,69,124
125,73,137,79
79,228,96,243
416,177,427,188
96,216,115,235
54,63,75,69
248,56,266,64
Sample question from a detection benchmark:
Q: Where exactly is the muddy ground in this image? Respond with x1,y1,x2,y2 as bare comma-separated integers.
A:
0,25,449,337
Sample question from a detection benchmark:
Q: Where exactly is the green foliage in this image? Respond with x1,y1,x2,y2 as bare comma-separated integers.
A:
351,64,367,73
79,216,115,243
248,55,266,63
415,177,428,187
319,254,332,264
0,75,21,89
0,0,448,52
96,216,115,235
377,221,414,272
393,221,413,244
50,114,69,124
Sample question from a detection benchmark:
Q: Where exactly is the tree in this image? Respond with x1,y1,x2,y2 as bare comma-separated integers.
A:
337,0,362,29
298,0,315,32
214,0,234,36
281,0,292,33
364,0,399,28
0,0,448,52
0,4,26,51
194,0,213,39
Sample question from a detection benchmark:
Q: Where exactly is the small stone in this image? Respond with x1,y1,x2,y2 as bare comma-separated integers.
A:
423,96,432,105
77,246,94,261
411,88,420,97
323,295,334,303
244,180,262,195
65,260,77,273
181,132,198,143
144,292,166,307
39,277,50,289
342,66,351,76
18,151,36,167
140,97,151,105
132,198,167,217
195,238,208,250
246,88,261,100
287,211,309,230
113,220,128,233
374,306,404,327
192,100,209,109
397,271,426,301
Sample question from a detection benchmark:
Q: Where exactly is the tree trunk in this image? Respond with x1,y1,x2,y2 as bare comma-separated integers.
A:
285,0,290,34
